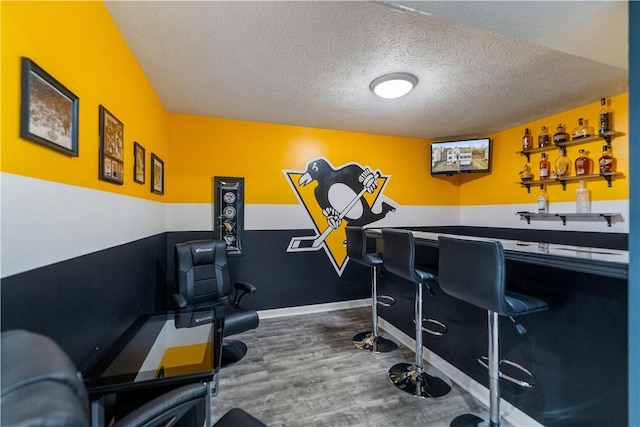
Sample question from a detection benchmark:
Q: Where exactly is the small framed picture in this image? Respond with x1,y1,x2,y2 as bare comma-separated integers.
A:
20,57,79,156
151,153,164,195
133,141,145,184
98,105,124,185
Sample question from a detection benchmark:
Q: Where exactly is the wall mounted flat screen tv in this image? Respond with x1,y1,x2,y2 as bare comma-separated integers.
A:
430,137,491,175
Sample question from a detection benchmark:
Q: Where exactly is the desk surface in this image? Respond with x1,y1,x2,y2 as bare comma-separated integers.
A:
84,307,224,396
366,228,628,279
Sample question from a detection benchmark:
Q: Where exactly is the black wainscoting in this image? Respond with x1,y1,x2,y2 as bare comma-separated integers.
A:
1,234,166,371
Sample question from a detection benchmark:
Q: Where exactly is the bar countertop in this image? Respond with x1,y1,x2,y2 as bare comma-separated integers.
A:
365,228,628,279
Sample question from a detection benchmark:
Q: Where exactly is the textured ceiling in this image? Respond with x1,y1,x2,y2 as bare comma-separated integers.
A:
104,1,628,140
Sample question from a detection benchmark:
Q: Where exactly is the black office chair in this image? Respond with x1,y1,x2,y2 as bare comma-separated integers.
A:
173,240,259,367
0,329,266,427
345,226,397,352
381,228,451,398
438,235,549,427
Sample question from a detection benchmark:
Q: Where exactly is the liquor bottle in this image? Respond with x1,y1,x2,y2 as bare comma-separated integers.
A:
571,118,594,140
539,153,550,180
554,149,571,178
537,186,549,213
576,180,591,213
522,128,533,151
538,126,550,148
553,124,569,144
598,145,615,173
599,97,613,136
574,149,593,176
519,164,534,182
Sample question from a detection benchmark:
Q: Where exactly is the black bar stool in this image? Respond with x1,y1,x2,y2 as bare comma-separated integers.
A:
346,226,398,353
438,235,549,427
382,228,451,398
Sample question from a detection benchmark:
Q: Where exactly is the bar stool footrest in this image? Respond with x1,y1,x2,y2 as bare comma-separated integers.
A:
478,356,536,388
376,295,395,307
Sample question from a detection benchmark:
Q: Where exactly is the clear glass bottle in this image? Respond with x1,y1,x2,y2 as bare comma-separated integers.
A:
576,180,591,213
598,145,615,173
539,152,550,180
554,148,571,178
537,185,549,213
553,124,569,144
574,149,593,176
571,118,594,140
522,128,533,151
520,164,534,182
599,97,613,136
538,126,550,148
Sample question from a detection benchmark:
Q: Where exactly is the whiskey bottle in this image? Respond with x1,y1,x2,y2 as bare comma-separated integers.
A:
537,186,549,213
598,145,615,173
522,128,533,151
520,164,534,182
574,149,593,176
599,98,613,136
538,126,550,148
575,180,591,214
571,118,594,140
553,124,569,144
539,153,550,180
554,149,571,178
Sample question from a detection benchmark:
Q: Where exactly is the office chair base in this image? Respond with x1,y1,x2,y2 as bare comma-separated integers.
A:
450,413,489,427
352,332,398,353
388,362,452,398
221,339,248,368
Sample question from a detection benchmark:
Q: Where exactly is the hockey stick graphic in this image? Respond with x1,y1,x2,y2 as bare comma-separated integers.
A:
288,172,379,252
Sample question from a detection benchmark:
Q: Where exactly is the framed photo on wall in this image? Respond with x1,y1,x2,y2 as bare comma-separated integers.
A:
133,141,145,184
20,57,79,156
98,105,124,185
151,153,164,195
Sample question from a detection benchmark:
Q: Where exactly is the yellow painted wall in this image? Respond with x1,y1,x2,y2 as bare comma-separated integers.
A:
167,114,460,205
460,93,629,205
1,1,169,200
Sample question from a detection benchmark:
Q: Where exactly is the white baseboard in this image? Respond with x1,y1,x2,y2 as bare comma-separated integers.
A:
378,318,544,427
257,298,370,320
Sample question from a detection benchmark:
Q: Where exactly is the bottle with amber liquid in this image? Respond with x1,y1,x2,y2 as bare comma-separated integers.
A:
539,153,551,180
554,148,571,178
522,128,534,151
598,145,615,174
574,149,593,176
553,124,570,144
599,97,613,136
571,118,594,140
538,126,550,148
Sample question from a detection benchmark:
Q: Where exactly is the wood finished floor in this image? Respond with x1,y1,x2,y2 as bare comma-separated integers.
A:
211,307,485,427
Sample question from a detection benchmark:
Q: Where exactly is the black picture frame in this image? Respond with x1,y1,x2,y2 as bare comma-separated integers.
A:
151,153,164,195
214,176,244,255
133,141,145,184
20,57,79,156
98,105,124,185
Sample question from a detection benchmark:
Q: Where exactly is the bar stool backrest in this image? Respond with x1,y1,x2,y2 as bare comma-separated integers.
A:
346,226,369,267
381,228,421,283
438,235,507,315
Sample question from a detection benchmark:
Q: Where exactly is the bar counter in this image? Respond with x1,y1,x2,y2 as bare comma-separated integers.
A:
365,227,628,427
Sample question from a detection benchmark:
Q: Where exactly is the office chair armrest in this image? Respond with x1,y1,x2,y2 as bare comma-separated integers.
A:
172,293,188,309
233,281,256,307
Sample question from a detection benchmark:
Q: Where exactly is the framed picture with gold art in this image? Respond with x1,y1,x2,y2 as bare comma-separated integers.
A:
133,141,145,184
151,153,164,195
98,105,124,185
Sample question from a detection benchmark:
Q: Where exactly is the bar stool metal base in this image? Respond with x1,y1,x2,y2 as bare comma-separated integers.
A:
352,331,398,353
388,362,451,398
450,413,487,427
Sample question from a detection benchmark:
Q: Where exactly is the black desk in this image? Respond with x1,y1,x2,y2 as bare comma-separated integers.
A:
84,306,224,427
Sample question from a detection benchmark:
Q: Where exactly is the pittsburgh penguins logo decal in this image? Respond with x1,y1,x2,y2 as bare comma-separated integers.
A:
284,158,396,275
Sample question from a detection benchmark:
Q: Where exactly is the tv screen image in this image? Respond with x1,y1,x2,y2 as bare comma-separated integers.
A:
431,137,491,175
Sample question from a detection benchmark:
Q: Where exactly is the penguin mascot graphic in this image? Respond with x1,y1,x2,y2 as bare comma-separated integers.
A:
288,158,395,251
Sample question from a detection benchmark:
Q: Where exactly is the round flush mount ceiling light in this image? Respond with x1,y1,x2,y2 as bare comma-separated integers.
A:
370,72,418,99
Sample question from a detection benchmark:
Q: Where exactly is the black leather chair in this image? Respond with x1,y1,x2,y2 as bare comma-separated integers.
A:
173,239,259,366
438,235,549,427
345,226,397,352
381,229,451,398
0,329,267,427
